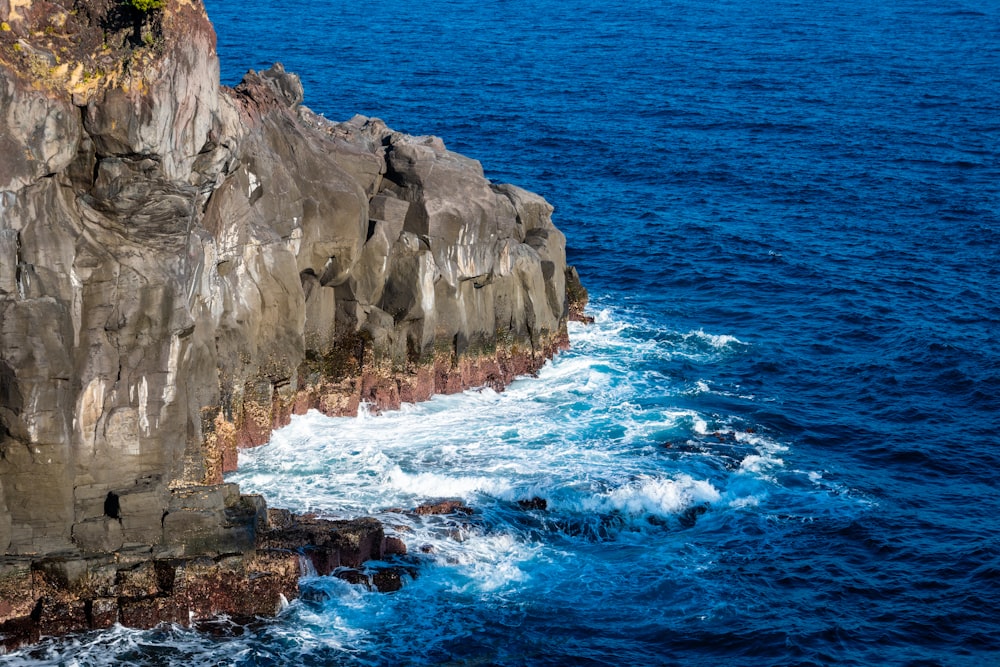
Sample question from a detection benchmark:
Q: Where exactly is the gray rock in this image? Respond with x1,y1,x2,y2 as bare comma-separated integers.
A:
0,0,575,579
71,518,124,554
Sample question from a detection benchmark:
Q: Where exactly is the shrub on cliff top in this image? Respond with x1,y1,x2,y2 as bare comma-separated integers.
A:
125,0,165,12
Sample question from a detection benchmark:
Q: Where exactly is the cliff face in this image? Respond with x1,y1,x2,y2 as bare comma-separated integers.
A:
0,0,574,637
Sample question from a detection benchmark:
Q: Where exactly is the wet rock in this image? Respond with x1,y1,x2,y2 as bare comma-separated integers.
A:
299,586,331,605
371,567,412,593
257,512,385,571
0,508,392,649
333,565,414,593
334,568,370,587
384,536,408,556
413,500,475,516
517,497,548,511
88,597,119,630
193,616,252,638
447,528,470,543
678,504,710,529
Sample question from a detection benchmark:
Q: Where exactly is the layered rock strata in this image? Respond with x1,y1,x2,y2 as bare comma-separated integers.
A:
0,0,575,645
0,491,396,650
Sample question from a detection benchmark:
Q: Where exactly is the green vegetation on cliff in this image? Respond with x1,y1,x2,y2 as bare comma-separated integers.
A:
125,0,165,11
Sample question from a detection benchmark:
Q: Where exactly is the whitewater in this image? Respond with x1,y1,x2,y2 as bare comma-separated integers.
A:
8,307,870,665
4,0,998,664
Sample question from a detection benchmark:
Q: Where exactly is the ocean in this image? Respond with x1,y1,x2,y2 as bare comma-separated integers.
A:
6,0,999,664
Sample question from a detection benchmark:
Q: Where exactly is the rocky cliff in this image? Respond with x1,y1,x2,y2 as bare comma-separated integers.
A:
0,0,580,644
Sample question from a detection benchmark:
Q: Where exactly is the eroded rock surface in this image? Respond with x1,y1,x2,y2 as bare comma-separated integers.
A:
0,498,393,650
0,0,576,645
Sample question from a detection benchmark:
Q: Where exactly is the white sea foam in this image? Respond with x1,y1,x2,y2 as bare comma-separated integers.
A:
738,454,783,475
570,474,721,517
230,308,788,536
621,408,712,446
686,329,745,349
439,532,539,593
386,467,514,499
727,495,762,509
222,306,835,630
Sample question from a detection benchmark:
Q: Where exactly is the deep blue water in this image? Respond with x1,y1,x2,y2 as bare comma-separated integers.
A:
6,0,1000,665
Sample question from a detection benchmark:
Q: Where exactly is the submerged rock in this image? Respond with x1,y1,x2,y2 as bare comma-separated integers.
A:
677,504,710,529
517,497,549,511
0,0,579,647
333,565,414,593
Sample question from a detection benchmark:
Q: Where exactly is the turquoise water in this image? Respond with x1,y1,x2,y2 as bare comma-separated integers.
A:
5,0,999,664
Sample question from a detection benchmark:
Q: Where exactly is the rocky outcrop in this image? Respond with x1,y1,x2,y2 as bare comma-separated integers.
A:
0,0,575,645
0,494,397,650
565,265,592,323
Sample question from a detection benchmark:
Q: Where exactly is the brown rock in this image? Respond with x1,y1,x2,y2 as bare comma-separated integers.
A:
384,535,408,556
0,509,391,649
88,597,118,630
371,567,407,593
257,514,385,572
413,500,475,516
333,566,413,593
334,569,370,587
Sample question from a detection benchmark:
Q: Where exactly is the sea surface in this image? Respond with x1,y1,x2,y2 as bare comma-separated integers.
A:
6,0,1000,665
